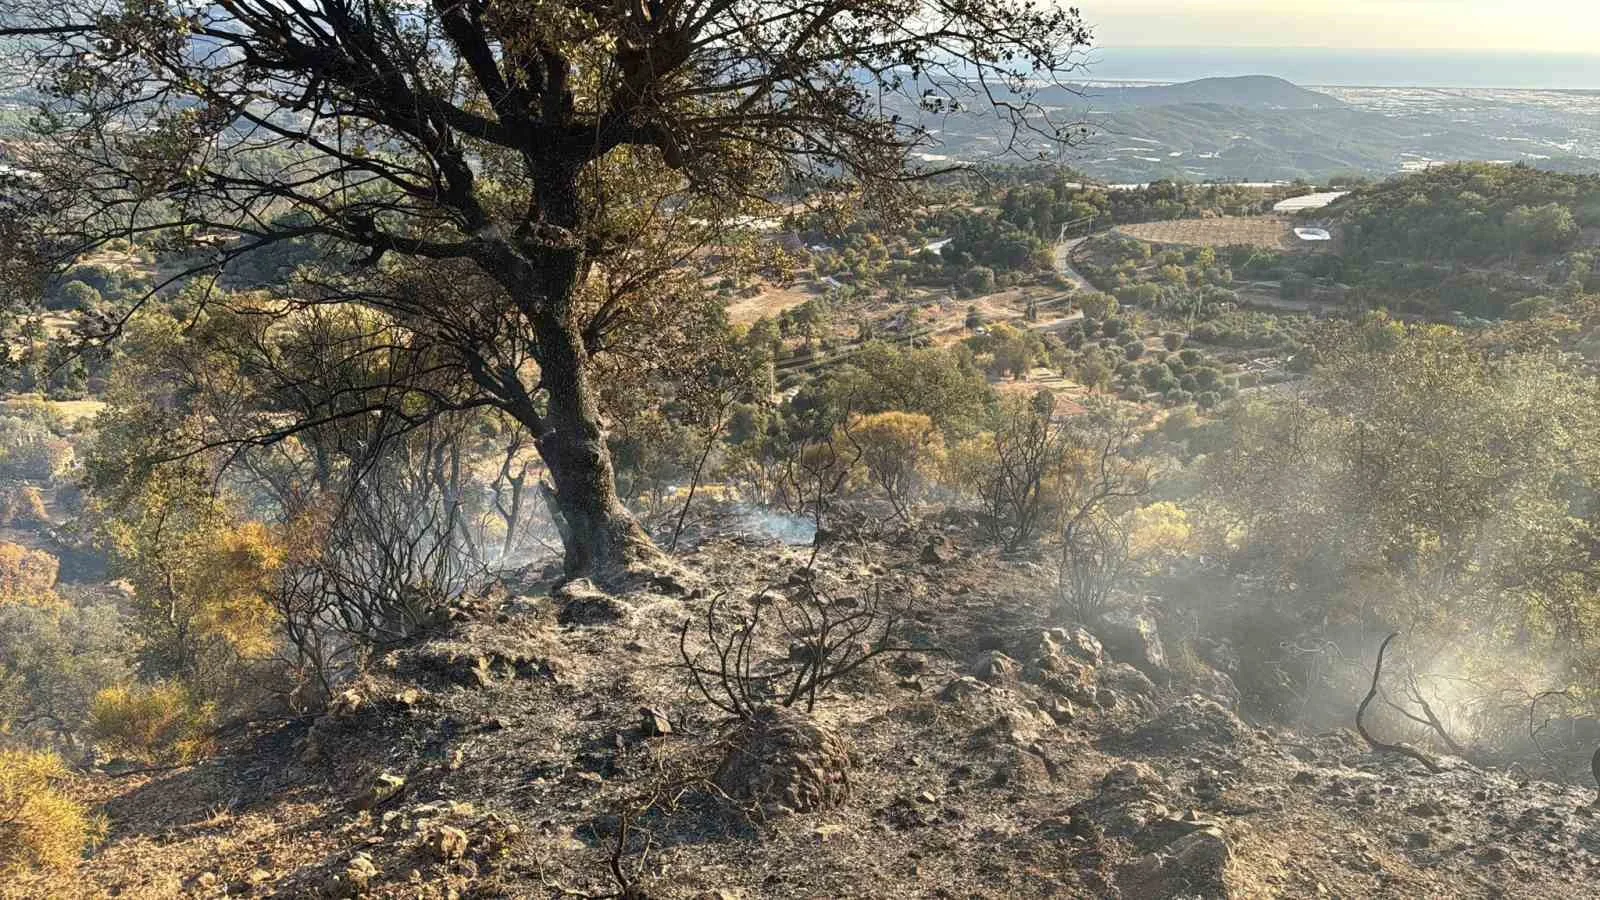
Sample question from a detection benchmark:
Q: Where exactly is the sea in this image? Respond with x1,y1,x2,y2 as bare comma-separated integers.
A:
1080,47,1600,91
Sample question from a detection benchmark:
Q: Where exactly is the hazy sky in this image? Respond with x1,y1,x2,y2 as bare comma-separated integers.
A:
1086,1,1600,53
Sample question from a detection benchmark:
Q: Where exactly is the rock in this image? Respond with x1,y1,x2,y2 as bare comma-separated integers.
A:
324,853,378,898
1097,607,1168,676
972,650,1021,685
715,706,852,814
920,537,955,564
1118,827,1232,900
555,578,628,625
1064,627,1105,665
1189,666,1241,710
1103,761,1166,794
355,772,406,811
1403,829,1432,849
427,825,469,861
641,707,673,737
329,689,365,716
1128,695,1246,751
1476,844,1511,863
1045,695,1077,724
1099,662,1157,703
939,676,990,703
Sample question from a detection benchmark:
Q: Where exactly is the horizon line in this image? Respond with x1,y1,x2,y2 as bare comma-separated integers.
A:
1089,45,1600,56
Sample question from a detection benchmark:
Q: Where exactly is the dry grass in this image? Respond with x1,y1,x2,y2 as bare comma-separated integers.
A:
725,283,819,324
0,398,105,424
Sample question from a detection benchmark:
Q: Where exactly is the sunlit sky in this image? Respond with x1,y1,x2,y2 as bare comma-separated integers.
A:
1085,1,1600,53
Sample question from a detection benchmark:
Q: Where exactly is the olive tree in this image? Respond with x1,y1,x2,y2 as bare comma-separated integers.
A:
2,0,1090,576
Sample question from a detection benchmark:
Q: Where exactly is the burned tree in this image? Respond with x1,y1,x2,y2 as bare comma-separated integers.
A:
1,0,1092,577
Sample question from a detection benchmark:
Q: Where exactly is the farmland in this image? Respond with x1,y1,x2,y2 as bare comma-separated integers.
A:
1112,216,1312,251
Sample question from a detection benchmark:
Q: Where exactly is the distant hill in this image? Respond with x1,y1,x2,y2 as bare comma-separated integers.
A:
1051,75,1343,111
900,73,1600,184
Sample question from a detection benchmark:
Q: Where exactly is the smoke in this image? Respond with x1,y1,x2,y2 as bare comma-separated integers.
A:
728,503,817,545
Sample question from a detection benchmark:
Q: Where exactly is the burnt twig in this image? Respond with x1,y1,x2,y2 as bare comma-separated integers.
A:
1356,632,1444,774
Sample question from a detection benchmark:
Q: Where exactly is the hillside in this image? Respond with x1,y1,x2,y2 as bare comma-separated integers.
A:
13,510,1600,899
903,77,1600,184
1318,162,1600,260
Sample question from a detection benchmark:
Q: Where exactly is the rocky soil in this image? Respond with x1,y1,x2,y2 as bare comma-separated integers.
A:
11,513,1600,899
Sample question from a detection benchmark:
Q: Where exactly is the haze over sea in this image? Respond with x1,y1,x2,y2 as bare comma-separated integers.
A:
1085,47,1600,90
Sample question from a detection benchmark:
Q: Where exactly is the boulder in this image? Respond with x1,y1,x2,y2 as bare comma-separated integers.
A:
972,650,1021,685
1118,827,1233,900
354,772,406,811
640,707,673,737
324,853,378,898
1097,607,1168,676
939,676,990,703
716,706,852,814
427,824,469,861
1129,694,1247,751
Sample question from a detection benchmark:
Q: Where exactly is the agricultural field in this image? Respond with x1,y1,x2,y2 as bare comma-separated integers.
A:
1114,216,1313,251
724,281,820,324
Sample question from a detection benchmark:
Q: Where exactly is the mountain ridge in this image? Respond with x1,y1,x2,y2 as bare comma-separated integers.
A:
1048,75,1343,111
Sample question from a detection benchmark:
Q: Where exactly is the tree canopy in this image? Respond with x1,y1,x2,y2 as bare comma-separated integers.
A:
1,0,1092,575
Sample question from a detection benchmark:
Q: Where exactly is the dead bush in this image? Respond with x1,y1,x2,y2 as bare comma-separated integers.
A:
676,572,923,717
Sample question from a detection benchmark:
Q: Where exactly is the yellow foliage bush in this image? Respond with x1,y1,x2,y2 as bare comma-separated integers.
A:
90,683,215,763
0,749,101,876
846,411,944,520
0,485,49,526
1126,502,1192,570
0,542,61,607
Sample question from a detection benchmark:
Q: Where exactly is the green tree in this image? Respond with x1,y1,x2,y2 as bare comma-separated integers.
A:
961,266,997,295
51,280,100,312
4,0,1091,577
1205,314,1600,681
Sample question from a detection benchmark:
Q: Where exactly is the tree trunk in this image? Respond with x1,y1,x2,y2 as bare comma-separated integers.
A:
486,159,657,580
529,303,655,578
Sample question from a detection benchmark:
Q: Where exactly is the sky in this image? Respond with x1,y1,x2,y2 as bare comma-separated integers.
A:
1084,1,1600,53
